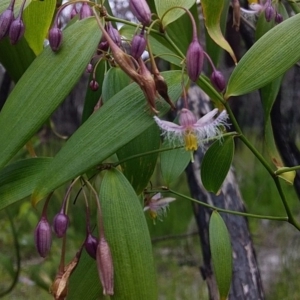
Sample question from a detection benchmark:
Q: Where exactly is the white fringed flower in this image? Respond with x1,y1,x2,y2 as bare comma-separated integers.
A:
154,108,229,151
144,193,176,221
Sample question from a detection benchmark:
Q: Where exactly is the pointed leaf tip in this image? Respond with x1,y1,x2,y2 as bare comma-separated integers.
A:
202,0,237,64
209,211,232,299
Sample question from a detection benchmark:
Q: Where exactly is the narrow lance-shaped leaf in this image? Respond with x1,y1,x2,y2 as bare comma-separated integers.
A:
201,136,234,194
160,140,190,186
23,0,56,55
32,71,184,204
100,168,157,299
117,124,160,195
205,0,231,67
209,211,233,300
155,0,195,28
225,13,300,98
202,0,237,64
0,18,101,169
0,158,52,210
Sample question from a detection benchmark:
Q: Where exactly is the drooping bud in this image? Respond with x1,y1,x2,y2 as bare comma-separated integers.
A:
264,6,274,22
0,3,15,40
154,72,175,110
89,79,99,91
49,26,63,52
53,212,69,238
85,233,98,259
35,216,52,258
105,22,121,47
79,2,92,20
131,30,147,60
210,70,226,92
129,0,151,26
186,39,204,82
138,58,158,114
9,17,25,44
96,237,114,295
275,13,283,24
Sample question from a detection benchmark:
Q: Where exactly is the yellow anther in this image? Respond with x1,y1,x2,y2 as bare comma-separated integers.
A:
184,130,198,151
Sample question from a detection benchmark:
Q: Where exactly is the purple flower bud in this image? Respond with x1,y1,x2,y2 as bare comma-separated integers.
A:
53,212,69,238
49,26,63,52
275,13,283,24
96,238,114,295
9,17,25,45
98,40,109,53
85,233,98,259
89,80,99,91
265,6,274,22
131,31,146,60
210,70,226,92
0,7,14,40
79,2,92,20
186,39,204,82
129,0,151,26
35,216,52,258
105,22,121,47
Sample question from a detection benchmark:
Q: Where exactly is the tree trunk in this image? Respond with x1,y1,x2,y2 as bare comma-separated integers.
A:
185,86,265,299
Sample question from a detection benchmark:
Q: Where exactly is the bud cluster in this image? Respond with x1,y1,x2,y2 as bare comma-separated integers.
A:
264,0,283,23
0,0,26,44
185,24,226,92
35,179,115,297
48,1,94,52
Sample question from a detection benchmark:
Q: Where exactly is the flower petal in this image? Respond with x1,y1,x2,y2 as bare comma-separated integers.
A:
194,108,218,127
153,116,183,133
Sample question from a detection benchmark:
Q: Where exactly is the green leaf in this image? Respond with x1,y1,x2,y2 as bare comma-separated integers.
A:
209,211,232,300
155,0,195,27
261,76,284,169
0,37,35,82
32,71,183,203
117,124,160,195
102,67,131,103
160,141,190,185
0,18,101,169
23,0,56,55
68,251,104,300
0,0,24,14
100,168,157,300
205,0,231,66
202,0,236,64
0,158,52,210
225,13,300,98
201,136,234,194
82,60,107,123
